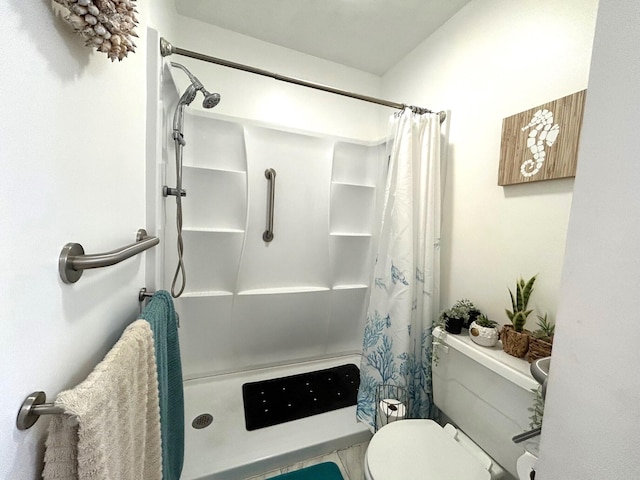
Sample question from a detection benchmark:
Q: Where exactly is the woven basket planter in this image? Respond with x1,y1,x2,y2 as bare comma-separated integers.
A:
500,325,530,358
527,336,553,363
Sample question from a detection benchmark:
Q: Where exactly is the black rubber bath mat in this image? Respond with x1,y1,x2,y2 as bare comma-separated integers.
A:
242,364,360,431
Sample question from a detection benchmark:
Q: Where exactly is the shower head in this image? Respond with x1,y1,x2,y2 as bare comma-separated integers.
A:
202,92,221,109
178,84,198,107
171,62,221,109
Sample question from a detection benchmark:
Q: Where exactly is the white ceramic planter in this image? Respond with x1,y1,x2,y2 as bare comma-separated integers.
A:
469,321,499,347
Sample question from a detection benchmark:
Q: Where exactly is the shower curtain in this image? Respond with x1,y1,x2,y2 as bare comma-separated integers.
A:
357,108,443,429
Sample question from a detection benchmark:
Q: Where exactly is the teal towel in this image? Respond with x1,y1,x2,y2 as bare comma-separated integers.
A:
269,462,344,480
139,290,184,480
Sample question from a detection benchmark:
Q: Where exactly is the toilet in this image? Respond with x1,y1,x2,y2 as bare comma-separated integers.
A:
364,326,539,479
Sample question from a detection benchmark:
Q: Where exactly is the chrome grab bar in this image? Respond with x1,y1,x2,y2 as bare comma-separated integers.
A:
59,229,160,284
263,168,276,242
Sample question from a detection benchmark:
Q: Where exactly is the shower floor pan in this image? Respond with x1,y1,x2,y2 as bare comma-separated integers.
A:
182,354,372,480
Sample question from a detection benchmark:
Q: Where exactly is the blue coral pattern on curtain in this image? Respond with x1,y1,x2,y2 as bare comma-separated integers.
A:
357,109,443,430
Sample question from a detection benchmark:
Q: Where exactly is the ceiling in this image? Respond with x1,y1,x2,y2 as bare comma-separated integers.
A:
174,0,472,75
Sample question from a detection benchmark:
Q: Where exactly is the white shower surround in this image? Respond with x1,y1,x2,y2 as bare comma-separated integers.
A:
155,63,384,478
162,107,387,379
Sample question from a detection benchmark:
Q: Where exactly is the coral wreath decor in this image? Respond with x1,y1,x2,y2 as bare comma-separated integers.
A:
52,0,138,62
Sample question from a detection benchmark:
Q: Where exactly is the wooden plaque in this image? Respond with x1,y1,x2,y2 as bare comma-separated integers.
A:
498,90,586,186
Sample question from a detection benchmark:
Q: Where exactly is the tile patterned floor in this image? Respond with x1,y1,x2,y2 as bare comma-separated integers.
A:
245,441,369,480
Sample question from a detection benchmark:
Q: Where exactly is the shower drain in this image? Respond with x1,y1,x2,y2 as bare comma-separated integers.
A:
192,413,213,429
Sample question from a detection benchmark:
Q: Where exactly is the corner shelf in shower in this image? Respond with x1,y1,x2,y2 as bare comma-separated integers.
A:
332,284,368,290
237,286,331,296
182,111,247,172
330,182,376,235
180,167,247,231
179,230,244,293
180,290,234,298
182,165,247,174
330,181,377,188
182,227,245,233
329,232,372,237
332,141,385,187
329,233,373,287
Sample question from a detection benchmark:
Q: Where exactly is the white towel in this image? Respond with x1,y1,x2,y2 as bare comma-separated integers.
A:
43,320,162,480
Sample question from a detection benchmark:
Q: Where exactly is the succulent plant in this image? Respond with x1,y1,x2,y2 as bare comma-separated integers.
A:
439,299,481,325
474,314,497,328
532,313,555,340
505,275,537,332
452,299,482,327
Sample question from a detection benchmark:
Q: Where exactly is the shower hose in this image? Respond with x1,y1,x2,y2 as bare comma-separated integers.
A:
171,134,187,298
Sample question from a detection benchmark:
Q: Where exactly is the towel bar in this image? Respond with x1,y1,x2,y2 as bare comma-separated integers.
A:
139,287,155,302
17,391,65,430
138,288,180,327
59,229,160,284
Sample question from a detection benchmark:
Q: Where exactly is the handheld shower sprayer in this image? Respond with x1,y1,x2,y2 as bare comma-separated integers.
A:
165,62,221,298
171,62,221,109
170,62,221,143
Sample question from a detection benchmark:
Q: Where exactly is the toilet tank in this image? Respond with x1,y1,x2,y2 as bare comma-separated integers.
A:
432,327,538,478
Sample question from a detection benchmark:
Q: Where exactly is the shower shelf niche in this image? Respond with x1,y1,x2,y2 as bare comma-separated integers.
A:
329,232,372,237
237,286,331,296
183,165,246,173
183,111,247,172
180,290,234,298
182,227,244,233
332,284,368,290
330,234,372,287
329,182,376,235
180,230,244,294
181,167,247,231
331,180,377,188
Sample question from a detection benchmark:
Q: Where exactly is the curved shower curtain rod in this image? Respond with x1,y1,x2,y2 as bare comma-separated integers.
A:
159,38,446,123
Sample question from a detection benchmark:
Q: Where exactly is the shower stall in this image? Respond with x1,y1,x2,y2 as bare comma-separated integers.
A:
150,44,388,478
165,106,386,376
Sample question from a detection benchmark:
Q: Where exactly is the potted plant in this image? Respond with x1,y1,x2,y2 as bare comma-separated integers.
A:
453,298,482,328
469,314,499,347
439,299,481,334
501,275,536,358
527,313,555,362
439,305,467,334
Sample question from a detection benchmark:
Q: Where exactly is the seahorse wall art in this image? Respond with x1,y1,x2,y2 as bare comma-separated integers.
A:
520,109,560,178
498,90,586,186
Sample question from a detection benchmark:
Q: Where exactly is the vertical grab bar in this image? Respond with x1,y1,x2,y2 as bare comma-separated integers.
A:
263,168,276,242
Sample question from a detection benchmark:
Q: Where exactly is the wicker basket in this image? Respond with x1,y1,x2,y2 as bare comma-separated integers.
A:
500,325,530,358
527,336,553,363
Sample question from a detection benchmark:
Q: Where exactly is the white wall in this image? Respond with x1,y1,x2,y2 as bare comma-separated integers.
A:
0,2,150,478
166,15,387,141
382,0,599,328
537,0,640,477
0,4,386,478
2,0,622,477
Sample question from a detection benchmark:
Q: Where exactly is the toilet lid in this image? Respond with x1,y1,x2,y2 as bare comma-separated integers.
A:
367,420,491,480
